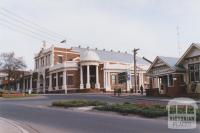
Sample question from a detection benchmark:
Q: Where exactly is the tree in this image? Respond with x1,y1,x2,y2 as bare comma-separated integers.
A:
0,52,27,90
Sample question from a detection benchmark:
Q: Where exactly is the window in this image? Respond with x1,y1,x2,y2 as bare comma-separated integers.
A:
52,74,56,87
189,63,200,82
111,75,117,85
180,74,184,84
67,76,73,85
58,56,63,63
168,74,173,87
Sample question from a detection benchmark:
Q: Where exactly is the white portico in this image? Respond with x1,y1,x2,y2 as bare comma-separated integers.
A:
80,50,100,89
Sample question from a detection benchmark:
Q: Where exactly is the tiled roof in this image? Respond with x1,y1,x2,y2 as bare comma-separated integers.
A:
72,47,150,65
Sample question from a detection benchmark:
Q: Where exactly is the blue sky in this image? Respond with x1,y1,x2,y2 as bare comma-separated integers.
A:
1,0,200,69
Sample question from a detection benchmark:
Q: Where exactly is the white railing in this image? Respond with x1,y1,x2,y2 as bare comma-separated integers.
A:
50,61,78,71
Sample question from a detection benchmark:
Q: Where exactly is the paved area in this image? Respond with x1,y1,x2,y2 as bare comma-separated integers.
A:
0,94,199,133
0,117,28,133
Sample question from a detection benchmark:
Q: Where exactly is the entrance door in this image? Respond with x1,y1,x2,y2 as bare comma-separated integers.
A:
39,75,44,93
90,66,96,89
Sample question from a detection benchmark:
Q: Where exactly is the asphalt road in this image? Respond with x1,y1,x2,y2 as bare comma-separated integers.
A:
0,94,199,133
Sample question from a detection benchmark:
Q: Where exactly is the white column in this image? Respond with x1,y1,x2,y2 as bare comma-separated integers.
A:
63,70,67,94
104,70,107,89
80,65,84,89
86,65,91,88
107,72,111,90
23,78,25,92
30,76,32,91
49,74,52,91
167,74,169,87
127,71,131,92
16,82,19,92
37,75,40,93
95,65,100,88
43,75,46,93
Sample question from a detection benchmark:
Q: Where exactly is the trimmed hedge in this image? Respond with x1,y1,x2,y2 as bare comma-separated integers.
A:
95,103,167,118
52,100,107,108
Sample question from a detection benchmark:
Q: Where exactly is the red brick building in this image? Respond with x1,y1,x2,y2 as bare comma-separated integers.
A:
147,56,185,96
20,45,151,94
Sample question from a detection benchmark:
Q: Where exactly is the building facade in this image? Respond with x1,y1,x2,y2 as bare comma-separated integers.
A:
20,45,151,94
176,43,200,94
147,43,200,96
147,56,185,96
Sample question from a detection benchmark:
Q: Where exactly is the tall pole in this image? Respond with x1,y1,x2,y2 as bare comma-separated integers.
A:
60,39,68,94
133,48,139,93
64,40,68,94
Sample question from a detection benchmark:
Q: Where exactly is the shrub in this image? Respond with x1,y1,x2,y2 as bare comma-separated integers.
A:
95,103,168,118
52,100,107,108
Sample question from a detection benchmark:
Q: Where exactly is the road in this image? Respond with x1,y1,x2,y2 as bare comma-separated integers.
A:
0,94,199,133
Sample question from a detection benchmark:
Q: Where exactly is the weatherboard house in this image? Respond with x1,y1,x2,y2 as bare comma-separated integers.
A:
19,45,151,93
147,43,200,96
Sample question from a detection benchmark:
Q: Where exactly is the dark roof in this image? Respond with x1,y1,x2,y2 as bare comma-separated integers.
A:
72,47,150,65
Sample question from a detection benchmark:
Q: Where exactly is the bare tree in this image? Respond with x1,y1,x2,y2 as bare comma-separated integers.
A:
0,52,27,90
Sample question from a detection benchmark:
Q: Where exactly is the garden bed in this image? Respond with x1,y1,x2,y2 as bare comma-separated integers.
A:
1,91,37,98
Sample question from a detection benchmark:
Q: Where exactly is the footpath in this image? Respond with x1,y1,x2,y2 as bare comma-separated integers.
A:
0,117,29,133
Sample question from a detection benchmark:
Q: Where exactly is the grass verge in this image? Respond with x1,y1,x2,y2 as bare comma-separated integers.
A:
52,100,107,108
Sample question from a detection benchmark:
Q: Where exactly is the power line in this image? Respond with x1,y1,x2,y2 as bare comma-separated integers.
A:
0,11,62,41
0,6,66,38
0,6,95,48
0,22,45,41
0,10,63,41
0,6,66,40
0,18,57,42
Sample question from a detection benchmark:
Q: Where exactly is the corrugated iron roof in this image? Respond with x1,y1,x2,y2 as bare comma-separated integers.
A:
158,56,184,72
72,47,150,65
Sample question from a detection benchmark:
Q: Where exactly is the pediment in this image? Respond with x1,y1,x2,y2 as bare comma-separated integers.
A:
152,58,168,68
185,47,200,59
